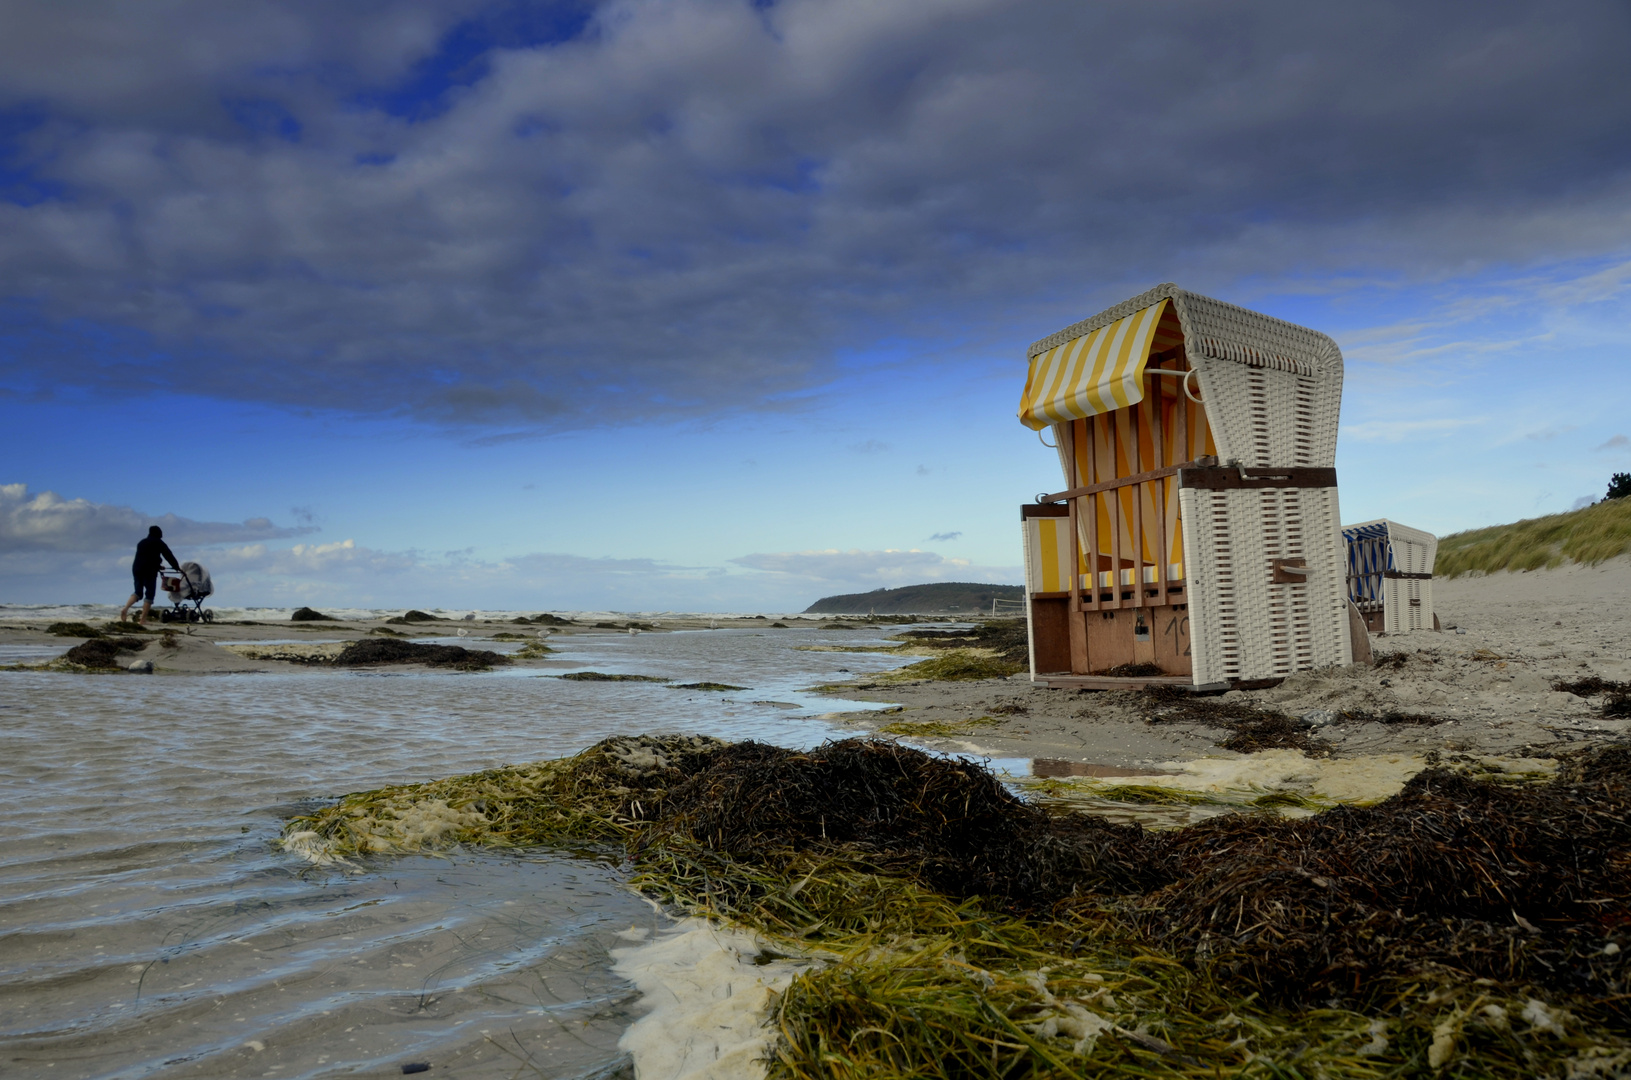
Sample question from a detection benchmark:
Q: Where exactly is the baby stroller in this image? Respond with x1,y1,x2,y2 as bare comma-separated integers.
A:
160,562,215,623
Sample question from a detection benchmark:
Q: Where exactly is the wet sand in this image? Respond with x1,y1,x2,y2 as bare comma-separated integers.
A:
816,556,1631,767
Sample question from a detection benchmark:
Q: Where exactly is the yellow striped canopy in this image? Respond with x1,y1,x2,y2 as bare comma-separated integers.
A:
1018,300,1169,430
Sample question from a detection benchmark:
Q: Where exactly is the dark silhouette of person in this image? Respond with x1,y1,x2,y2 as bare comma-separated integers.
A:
120,526,182,624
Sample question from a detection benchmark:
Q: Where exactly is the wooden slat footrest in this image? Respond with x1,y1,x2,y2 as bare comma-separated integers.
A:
1036,674,1230,692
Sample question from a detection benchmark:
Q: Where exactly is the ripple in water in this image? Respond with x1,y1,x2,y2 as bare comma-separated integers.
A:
0,627,915,1078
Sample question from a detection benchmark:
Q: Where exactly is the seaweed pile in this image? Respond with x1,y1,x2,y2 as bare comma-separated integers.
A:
1143,685,1333,753
1555,676,1631,719
555,671,668,682
894,619,1028,663
46,621,102,637
645,740,1162,909
60,635,147,669
286,737,1631,1076
1140,754,1631,1011
331,638,507,670
885,651,1025,681
1142,686,1445,753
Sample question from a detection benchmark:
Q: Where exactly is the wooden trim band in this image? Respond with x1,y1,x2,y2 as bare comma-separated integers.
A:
1179,466,1337,490
1039,459,1205,503
1030,584,1185,600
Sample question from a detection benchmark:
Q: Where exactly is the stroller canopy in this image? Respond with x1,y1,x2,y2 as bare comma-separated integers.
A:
167,561,213,601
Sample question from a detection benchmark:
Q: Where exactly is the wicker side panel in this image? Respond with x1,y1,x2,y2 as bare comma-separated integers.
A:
1382,576,1434,633
1180,486,1234,684
1181,485,1350,683
1387,523,1439,574
1383,522,1437,634
1172,293,1343,468
1300,487,1353,668
1185,361,1332,469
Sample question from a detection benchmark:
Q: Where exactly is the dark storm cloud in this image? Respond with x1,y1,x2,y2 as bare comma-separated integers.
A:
0,0,1627,427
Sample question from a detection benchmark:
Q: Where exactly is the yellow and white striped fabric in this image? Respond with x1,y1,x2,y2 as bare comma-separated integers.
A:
1018,300,1169,430
1026,517,1083,593
1025,516,1186,594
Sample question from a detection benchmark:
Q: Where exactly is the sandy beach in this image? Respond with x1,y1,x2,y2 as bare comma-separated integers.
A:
808,556,1631,768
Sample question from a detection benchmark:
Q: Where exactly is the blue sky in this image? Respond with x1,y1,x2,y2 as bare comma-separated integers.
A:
2,0,1629,611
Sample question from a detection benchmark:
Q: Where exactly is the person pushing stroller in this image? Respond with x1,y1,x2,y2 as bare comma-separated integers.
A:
120,526,182,625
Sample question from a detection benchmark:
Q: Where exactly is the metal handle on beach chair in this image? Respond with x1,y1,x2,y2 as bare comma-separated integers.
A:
1145,366,1203,403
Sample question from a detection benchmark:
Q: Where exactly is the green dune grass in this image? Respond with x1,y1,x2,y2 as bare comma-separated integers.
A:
1437,496,1631,577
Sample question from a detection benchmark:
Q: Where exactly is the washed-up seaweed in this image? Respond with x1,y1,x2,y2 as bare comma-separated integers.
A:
885,651,1025,681
1555,676,1631,719
1135,754,1631,1013
894,619,1029,663
1092,661,1165,678
1142,685,1332,753
60,635,148,668
643,739,1163,910
554,671,668,682
331,638,507,670
46,621,102,637
285,737,1631,1077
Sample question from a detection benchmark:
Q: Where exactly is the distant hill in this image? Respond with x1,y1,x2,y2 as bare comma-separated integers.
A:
803,582,1024,615
1437,495,1631,577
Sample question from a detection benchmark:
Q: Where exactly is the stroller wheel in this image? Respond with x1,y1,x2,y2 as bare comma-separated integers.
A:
202,610,214,623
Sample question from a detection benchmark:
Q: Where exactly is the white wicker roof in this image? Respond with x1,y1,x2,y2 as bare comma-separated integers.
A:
1027,283,1342,377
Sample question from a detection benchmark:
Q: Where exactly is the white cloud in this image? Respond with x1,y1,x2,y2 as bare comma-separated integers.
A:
209,538,418,577
0,483,314,553
1594,434,1629,452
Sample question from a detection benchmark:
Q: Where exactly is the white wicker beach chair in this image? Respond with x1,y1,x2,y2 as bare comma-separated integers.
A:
1018,283,1352,689
1342,519,1437,635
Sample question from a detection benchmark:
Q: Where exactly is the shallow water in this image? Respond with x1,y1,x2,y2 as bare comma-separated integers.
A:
0,627,915,1079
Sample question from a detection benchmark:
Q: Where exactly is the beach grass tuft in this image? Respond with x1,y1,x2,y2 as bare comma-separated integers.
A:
282,736,1631,1077
1437,495,1631,577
